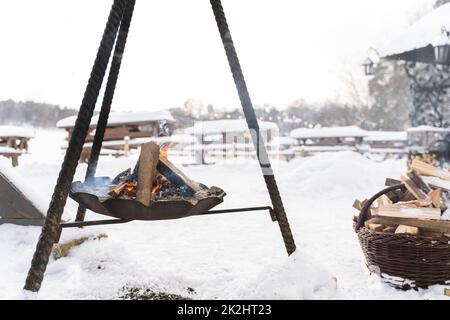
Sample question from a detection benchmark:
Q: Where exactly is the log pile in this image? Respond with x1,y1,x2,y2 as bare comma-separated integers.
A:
354,159,450,237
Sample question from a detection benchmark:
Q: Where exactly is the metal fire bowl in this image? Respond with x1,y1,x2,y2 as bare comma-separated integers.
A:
69,185,225,221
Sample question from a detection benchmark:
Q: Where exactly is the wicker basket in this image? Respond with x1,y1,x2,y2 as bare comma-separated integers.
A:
354,184,450,289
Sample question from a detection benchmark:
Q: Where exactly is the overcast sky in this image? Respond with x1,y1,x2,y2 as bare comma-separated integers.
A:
0,0,435,112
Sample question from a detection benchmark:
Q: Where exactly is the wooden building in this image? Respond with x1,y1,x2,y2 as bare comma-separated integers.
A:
57,111,175,162
290,126,367,156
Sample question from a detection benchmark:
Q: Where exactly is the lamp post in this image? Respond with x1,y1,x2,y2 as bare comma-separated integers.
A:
362,57,375,76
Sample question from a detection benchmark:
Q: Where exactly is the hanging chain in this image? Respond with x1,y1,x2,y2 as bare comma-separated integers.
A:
76,0,136,222
209,0,296,255
24,0,127,293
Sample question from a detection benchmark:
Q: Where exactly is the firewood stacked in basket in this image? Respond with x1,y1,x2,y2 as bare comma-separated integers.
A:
353,159,450,237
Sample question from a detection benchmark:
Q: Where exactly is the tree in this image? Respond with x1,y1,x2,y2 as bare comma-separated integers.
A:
365,61,412,130
435,0,450,8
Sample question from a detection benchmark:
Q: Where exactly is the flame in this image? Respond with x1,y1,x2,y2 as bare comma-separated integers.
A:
151,173,169,194
122,181,137,198
159,142,175,159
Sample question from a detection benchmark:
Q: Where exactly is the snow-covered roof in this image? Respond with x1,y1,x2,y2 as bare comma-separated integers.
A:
381,3,450,58
290,126,367,139
184,119,279,135
56,110,175,128
364,131,407,142
0,126,34,138
272,136,298,146
406,125,450,133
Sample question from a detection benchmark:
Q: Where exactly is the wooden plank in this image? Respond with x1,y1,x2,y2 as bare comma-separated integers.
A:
395,225,419,235
157,157,201,195
368,223,384,232
429,188,447,211
136,142,159,206
401,175,427,200
369,215,450,234
382,226,396,233
445,288,450,297
377,195,391,207
373,205,441,220
411,159,450,181
407,171,431,194
385,178,401,186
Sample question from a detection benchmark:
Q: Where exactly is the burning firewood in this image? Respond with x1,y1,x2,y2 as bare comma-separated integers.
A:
72,140,225,213
136,142,160,206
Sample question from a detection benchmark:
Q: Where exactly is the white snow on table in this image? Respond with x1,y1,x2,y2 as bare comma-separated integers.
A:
381,3,450,57
0,129,448,300
0,147,24,154
290,126,367,139
0,125,34,138
56,110,175,129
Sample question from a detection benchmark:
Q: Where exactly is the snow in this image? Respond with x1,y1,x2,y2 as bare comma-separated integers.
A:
0,128,448,300
0,157,47,214
364,131,407,142
291,126,367,139
407,125,450,133
56,110,175,129
0,147,24,154
184,119,279,135
0,125,34,138
382,3,450,58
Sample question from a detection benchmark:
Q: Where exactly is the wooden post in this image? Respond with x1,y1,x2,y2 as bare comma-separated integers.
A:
11,155,18,167
136,142,159,206
123,136,130,157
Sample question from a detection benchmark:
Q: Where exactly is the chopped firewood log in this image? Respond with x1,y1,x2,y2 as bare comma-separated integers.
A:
352,199,362,211
401,175,427,200
110,181,127,196
136,142,160,206
395,225,419,235
382,226,396,233
364,218,380,228
420,230,445,238
407,171,431,194
373,205,442,220
410,159,450,181
429,188,447,211
390,199,432,208
421,175,450,191
368,223,384,232
385,178,401,186
385,190,401,203
157,157,201,196
353,199,369,211
370,215,450,234
377,195,391,207
399,190,417,202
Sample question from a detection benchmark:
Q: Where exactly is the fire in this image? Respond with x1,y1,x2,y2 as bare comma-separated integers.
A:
159,142,175,159
122,181,137,198
151,173,168,194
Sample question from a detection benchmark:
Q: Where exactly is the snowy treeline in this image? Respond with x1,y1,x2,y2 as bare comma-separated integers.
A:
0,100,76,127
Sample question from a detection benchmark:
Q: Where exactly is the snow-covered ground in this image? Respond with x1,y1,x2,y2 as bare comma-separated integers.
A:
0,128,448,300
